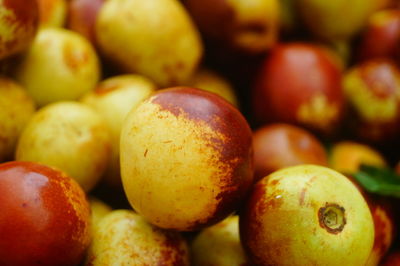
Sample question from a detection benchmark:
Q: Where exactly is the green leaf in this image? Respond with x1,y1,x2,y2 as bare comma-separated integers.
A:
352,164,400,198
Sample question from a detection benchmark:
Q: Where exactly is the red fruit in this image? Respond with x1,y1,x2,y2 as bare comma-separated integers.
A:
253,43,344,135
0,161,91,266
253,123,327,181
358,9,400,64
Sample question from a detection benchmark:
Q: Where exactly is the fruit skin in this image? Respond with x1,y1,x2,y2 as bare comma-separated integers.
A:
191,215,248,266
96,0,203,87
67,0,105,44
0,0,39,60
343,59,400,143
120,87,253,231
86,209,190,265
329,141,387,174
184,0,280,54
89,197,112,227
253,123,328,181
14,27,100,107
16,101,111,192
253,43,344,135
80,74,156,187
0,161,91,266
240,165,374,266
0,78,36,162
358,9,400,64
296,0,376,41
37,0,67,27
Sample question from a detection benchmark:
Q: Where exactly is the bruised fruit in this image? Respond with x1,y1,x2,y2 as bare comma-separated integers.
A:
0,0,39,60
0,78,35,162
86,209,190,265
253,43,344,135
96,0,203,86
120,87,253,231
14,27,100,107
67,0,105,44
184,0,280,53
191,215,248,266
81,74,156,187
186,68,238,106
240,165,374,266
37,0,67,27
16,101,111,192
330,141,387,174
343,59,400,143
0,161,91,266
253,123,328,181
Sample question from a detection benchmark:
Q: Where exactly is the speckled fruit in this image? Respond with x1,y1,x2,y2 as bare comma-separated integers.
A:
81,74,156,187
37,0,67,27
0,161,91,266
16,101,111,192
186,68,238,106
240,165,374,266
14,27,100,107
253,123,328,181
0,77,35,162
0,0,39,60
191,215,248,266
253,43,344,135
96,0,203,86
86,209,190,265
184,0,280,53
343,59,400,143
330,141,387,174
120,87,253,231
67,0,105,44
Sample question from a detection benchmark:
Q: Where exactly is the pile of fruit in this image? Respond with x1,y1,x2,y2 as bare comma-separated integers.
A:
1,0,400,265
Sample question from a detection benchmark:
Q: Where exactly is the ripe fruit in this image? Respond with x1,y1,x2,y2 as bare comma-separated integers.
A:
329,141,387,174
253,123,328,181
14,27,100,107
96,0,203,86
253,43,344,135
37,0,67,27
89,197,112,226
343,59,400,143
16,101,111,192
240,165,374,266
120,87,253,231
81,74,156,187
0,161,91,266
191,215,248,266
184,0,280,53
358,9,400,63
86,210,190,265
0,78,35,162
0,0,39,60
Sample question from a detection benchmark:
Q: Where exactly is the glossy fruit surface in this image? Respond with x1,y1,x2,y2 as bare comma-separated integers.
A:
0,161,91,266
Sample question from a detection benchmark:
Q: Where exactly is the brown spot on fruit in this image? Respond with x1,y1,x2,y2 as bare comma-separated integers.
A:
63,40,89,71
318,203,346,234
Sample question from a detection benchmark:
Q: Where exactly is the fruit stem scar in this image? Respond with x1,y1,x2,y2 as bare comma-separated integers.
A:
318,203,346,234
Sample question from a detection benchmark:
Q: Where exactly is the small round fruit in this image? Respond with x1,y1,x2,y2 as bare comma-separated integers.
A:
120,87,253,231
96,0,203,86
0,161,91,266
0,78,35,162
0,0,39,59
89,197,112,227
37,0,67,27
329,141,387,174
186,68,238,107
253,43,344,135
81,74,156,187
343,59,400,143
16,101,111,192
191,215,248,266
253,123,328,181
14,27,100,107
240,165,374,266
86,209,190,265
